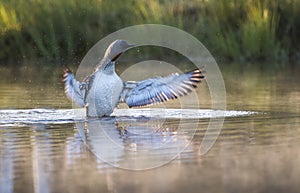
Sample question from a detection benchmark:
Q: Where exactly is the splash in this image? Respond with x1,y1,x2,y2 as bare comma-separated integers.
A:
0,108,257,126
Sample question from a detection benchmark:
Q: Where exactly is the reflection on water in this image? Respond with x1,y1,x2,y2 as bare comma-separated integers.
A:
77,117,196,170
0,63,300,192
1,114,299,193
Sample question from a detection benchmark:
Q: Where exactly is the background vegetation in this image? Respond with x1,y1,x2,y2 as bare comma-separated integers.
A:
0,0,300,64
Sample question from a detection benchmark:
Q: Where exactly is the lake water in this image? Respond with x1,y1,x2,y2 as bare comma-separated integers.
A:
0,63,299,193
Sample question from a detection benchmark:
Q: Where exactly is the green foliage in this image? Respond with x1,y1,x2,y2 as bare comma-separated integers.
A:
0,0,299,64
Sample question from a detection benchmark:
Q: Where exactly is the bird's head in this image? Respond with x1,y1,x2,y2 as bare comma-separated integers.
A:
103,40,135,62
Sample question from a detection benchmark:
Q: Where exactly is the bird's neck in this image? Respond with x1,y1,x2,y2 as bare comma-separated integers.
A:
102,61,116,75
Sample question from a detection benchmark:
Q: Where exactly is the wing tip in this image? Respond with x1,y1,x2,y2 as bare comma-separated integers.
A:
188,68,205,83
63,67,73,82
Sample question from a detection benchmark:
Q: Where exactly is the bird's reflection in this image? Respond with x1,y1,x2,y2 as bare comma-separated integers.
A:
76,116,193,170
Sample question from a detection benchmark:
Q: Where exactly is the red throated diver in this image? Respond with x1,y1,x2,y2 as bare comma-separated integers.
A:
64,40,205,117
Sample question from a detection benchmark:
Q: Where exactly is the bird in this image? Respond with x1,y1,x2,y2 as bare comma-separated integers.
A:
63,40,205,117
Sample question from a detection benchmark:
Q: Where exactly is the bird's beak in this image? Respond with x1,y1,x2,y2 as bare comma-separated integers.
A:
126,43,136,49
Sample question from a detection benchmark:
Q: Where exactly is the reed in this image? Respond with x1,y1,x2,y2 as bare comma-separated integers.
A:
0,0,299,64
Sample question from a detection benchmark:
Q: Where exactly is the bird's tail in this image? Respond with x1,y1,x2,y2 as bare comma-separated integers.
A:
63,68,86,107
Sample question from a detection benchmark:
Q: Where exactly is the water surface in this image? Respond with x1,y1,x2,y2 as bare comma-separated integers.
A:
0,63,299,193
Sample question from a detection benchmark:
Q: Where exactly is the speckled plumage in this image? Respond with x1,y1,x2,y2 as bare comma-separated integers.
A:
84,62,123,117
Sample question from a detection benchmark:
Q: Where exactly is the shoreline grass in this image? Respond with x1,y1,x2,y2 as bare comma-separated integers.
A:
0,0,300,65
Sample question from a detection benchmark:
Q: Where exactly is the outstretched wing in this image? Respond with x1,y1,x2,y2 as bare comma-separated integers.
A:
120,69,205,107
63,68,88,107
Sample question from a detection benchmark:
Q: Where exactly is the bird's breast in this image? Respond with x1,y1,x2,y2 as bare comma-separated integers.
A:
86,72,123,117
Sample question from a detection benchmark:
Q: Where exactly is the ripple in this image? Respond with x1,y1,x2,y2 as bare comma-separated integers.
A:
0,108,257,125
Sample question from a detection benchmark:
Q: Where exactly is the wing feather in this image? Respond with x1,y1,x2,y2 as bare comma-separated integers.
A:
121,68,205,107
63,68,87,107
